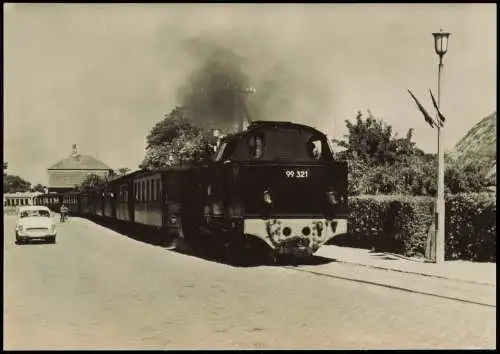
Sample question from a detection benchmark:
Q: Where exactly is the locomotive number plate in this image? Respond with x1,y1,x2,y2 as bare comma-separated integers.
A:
285,169,309,179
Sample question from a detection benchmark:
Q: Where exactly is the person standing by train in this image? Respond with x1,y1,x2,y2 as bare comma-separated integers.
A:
60,203,69,222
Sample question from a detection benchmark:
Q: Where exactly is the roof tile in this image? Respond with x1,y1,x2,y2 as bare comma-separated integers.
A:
48,154,111,170
48,170,109,189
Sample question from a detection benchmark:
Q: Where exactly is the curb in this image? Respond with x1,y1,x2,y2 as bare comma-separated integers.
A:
382,252,427,263
333,259,495,287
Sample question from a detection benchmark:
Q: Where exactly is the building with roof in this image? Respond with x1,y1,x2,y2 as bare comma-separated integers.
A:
47,145,112,193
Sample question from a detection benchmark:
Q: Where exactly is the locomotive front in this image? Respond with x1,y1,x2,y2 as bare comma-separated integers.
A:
198,121,348,259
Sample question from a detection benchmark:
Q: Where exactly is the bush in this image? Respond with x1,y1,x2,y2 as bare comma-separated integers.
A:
331,192,496,262
445,193,496,262
346,196,391,249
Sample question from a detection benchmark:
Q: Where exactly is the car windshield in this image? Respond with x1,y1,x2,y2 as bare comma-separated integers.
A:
20,210,51,218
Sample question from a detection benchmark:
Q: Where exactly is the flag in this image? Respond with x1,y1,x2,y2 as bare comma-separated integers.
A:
429,89,446,126
407,89,435,128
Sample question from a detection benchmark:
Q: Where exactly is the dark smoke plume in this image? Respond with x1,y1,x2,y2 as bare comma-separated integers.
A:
174,21,337,134
178,37,251,131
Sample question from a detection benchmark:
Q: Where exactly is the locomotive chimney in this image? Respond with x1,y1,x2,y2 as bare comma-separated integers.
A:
71,144,78,157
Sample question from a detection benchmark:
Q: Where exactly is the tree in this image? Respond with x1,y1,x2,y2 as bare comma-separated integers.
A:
117,167,131,176
139,107,214,170
106,168,132,181
346,157,371,196
80,173,107,189
335,111,427,196
31,183,46,193
445,161,490,194
333,110,422,165
107,169,117,180
3,174,31,193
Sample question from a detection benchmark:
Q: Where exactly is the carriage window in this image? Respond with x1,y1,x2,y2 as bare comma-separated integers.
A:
156,179,161,201
152,179,156,201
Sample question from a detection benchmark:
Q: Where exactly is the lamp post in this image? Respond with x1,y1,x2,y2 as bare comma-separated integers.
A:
432,29,450,264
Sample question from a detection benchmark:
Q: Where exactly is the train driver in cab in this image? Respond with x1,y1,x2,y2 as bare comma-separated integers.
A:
307,138,322,160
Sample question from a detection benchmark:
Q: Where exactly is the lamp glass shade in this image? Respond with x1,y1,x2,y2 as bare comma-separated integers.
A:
433,31,450,56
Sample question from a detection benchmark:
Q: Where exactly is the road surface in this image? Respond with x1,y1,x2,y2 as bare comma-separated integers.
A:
3,215,496,349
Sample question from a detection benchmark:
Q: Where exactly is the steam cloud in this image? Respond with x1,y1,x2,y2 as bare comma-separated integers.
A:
174,24,337,132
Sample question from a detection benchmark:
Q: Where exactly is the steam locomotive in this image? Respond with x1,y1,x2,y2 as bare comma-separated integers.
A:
34,121,348,263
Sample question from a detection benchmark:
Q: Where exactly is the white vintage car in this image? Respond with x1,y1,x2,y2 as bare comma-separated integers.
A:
15,205,57,244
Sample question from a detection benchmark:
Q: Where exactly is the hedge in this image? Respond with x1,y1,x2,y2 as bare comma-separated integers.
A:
329,192,496,262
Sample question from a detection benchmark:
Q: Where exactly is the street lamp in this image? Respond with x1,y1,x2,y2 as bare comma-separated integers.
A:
432,29,450,264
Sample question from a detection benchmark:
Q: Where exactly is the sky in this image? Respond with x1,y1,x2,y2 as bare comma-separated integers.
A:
3,3,497,185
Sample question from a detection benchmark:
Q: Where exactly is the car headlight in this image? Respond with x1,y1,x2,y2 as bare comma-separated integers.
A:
16,224,23,231
50,224,56,233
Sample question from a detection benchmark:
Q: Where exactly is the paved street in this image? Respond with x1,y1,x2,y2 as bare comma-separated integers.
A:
3,215,496,350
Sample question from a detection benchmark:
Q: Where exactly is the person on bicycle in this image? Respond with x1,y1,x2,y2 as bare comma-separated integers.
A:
60,203,69,222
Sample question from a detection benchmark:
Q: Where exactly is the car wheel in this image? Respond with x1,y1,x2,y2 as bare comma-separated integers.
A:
15,237,22,245
48,237,56,244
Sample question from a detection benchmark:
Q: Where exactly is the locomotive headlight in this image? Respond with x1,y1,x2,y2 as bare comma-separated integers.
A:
326,191,338,206
212,202,223,216
263,190,272,204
